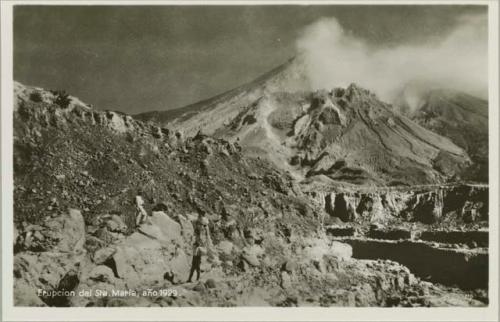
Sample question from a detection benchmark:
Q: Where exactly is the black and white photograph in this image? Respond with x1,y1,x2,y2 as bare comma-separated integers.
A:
1,1,499,321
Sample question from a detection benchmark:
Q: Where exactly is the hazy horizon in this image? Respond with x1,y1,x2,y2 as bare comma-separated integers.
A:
14,5,487,114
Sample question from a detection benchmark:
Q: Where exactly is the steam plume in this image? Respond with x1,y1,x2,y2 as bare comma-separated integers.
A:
295,14,488,106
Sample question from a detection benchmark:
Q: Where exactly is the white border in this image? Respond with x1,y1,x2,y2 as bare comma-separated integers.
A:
1,1,499,321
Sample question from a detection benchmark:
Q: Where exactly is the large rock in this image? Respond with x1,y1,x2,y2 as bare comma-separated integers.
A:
329,241,352,260
113,234,167,288
67,256,126,307
89,265,115,283
167,250,190,284
302,237,330,261
217,240,234,257
112,213,189,288
13,209,87,306
44,209,86,253
242,253,260,267
92,247,116,265
241,245,263,267
106,214,127,233
14,251,86,306
138,211,182,246
282,260,298,273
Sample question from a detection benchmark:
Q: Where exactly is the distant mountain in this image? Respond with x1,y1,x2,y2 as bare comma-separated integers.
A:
136,59,471,186
136,57,309,133
394,84,488,182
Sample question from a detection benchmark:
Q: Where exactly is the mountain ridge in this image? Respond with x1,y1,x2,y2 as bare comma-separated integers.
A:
135,60,474,186
393,84,488,182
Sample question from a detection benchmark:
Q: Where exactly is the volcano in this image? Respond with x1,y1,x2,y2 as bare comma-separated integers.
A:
394,84,488,182
136,59,472,186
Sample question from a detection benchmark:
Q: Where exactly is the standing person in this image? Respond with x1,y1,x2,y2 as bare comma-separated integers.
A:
135,190,147,227
187,241,203,282
193,207,209,242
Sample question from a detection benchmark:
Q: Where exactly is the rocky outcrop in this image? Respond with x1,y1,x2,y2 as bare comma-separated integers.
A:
14,82,183,146
15,209,86,253
13,208,200,307
14,209,86,306
316,184,487,225
13,81,489,308
112,211,189,288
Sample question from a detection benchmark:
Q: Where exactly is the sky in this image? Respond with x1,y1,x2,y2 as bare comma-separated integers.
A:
14,5,487,114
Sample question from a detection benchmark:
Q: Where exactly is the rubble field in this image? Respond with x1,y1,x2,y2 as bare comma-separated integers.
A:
12,82,489,307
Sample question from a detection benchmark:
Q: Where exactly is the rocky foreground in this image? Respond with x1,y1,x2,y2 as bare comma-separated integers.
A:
13,82,488,307
14,208,487,307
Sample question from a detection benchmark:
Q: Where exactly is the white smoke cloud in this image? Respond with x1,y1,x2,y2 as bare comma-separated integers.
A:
295,14,488,104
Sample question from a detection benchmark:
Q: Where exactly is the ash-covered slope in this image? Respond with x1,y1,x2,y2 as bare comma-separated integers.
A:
394,85,488,182
13,81,314,230
136,58,309,130
136,61,470,186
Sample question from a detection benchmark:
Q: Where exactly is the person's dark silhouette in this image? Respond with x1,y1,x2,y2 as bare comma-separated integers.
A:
187,241,202,282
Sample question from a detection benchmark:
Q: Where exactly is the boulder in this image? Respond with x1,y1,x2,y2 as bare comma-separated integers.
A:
166,249,190,284
242,253,260,267
112,216,188,288
329,241,352,260
13,251,86,306
106,214,127,233
217,240,234,257
92,247,116,265
139,211,182,245
303,237,330,261
12,209,87,306
89,265,115,283
113,234,166,288
69,275,126,307
241,244,264,267
205,278,217,289
44,209,86,253
281,260,298,273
